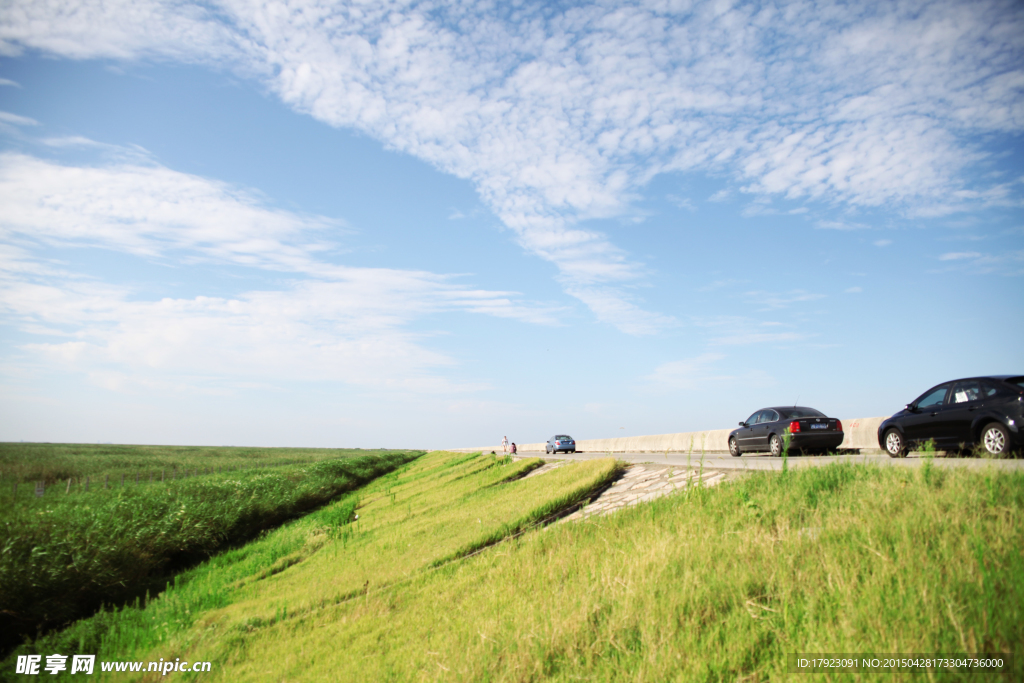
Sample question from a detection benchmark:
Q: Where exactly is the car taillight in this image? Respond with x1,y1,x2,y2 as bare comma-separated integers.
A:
789,420,801,433
836,420,843,432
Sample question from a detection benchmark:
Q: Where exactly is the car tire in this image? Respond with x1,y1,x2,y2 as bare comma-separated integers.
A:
884,429,906,458
729,437,740,457
769,434,783,457
980,422,1010,457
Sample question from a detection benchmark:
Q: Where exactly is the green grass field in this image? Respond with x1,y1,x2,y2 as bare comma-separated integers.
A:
0,444,424,653
0,442,403,493
4,452,1021,682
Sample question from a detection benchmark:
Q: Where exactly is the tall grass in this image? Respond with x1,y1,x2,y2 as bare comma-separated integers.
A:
0,442,392,492
0,450,422,653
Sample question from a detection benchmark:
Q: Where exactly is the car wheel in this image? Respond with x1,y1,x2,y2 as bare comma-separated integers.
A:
980,422,1010,457
769,434,783,457
884,429,906,458
729,437,740,457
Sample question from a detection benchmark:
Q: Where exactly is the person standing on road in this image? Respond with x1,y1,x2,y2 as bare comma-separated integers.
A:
502,435,509,454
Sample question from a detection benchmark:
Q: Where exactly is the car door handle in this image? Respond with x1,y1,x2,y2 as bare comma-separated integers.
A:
929,412,939,417
968,406,978,411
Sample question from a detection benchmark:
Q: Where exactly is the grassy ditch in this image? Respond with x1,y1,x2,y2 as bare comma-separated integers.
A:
0,449,423,653
2,451,620,679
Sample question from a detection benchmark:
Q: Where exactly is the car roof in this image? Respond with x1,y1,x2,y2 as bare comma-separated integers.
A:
761,406,823,412
929,375,1020,385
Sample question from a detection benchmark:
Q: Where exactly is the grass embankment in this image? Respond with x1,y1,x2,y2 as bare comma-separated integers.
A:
7,456,1020,681
304,461,1017,682
2,451,620,680
0,446,423,653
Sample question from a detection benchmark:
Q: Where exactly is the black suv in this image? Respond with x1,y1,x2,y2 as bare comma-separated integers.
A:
878,375,1024,457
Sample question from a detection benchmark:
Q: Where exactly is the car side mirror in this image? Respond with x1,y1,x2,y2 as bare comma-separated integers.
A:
738,421,747,427
905,404,916,413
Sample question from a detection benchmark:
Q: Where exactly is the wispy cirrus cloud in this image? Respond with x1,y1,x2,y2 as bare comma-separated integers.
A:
742,290,826,311
934,249,1024,275
0,153,563,394
2,0,1022,332
695,315,810,347
0,111,38,126
645,352,775,391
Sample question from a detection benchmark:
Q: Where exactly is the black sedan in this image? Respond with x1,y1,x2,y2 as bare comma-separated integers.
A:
878,375,1024,457
545,435,576,454
729,407,843,457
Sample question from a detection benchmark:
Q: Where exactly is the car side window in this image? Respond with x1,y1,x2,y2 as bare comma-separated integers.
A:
951,380,982,404
762,410,779,423
745,411,760,425
980,380,1004,398
916,385,949,409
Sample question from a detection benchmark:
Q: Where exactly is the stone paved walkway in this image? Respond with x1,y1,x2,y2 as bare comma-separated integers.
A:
561,464,729,522
515,458,733,522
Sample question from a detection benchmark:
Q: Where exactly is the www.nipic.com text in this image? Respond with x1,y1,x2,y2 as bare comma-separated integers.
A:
15,655,213,675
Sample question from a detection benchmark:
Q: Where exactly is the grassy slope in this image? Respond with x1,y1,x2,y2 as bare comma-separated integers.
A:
0,450,423,653
177,461,1020,682
7,457,1020,682
302,461,1018,683
3,451,620,680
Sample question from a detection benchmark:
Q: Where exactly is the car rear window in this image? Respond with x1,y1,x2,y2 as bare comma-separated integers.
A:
556,435,573,440
778,408,826,418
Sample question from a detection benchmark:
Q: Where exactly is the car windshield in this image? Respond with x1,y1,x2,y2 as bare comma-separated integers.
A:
1007,377,1024,390
916,385,949,408
778,408,825,418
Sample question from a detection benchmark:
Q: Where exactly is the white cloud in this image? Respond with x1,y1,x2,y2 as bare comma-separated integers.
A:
667,194,696,211
932,249,1024,275
0,153,563,394
2,0,1022,331
939,251,982,261
645,352,730,390
742,289,826,310
816,220,871,231
0,111,38,126
845,286,862,293
711,331,806,346
694,315,810,346
874,239,892,247
0,78,21,87
0,152,337,272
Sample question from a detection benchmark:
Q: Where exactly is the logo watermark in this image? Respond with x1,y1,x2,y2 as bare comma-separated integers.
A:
15,654,212,676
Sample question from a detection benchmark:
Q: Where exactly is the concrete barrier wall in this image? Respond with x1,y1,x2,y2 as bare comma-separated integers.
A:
454,416,889,454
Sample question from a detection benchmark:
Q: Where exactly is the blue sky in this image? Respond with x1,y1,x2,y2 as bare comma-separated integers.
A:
0,0,1021,449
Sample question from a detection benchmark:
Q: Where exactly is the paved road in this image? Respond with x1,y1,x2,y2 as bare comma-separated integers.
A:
520,450,1024,471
